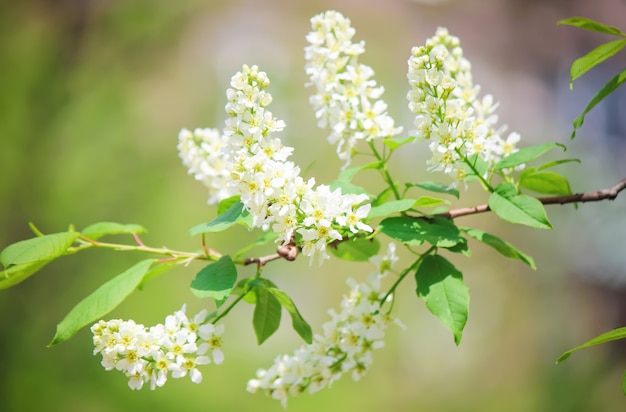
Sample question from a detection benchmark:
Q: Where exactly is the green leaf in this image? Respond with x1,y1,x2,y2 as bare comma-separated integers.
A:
0,232,79,267
49,259,154,346
571,68,626,139
488,182,552,229
464,154,489,181
462,228,536,269
252,286,282,345
217,196,241,215
267,287,313,344
413,196,448,208
372,187,395,207
556,326,626,363
494,142,565,170
330,238,380,261
368,199,418,218
0,261,49,290
329,180,371,196
415,255,469,345
379,216,464,248
190,256,237,307
409,181,460,199
569,39,626,87
138,261,177,290
234,231,279,259
190,201,249,235
81,222,146,240
383,135,413,151
536,158,581,170
558,17,624,36
337,161,382,182
520,170,573,195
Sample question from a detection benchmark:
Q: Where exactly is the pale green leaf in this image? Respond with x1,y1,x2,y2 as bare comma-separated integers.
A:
494,143,565,170
520,170,573,195
488,182,552,229
0,232,79,267
190,201,249,235
49,259,154,346
0,261,49,290
569,39,626,87
368,199,418,218
557,326,626,363
463,228,536,269
558,17,624,36
330,238,380,261
81,222,146,240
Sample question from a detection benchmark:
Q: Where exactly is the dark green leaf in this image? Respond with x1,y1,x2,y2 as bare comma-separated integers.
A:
415,255,469,345
556,326,626,363
463,228,536,269
494,143,565,170
330,238,380,261
267,287,313,344
558,17,624,36
81,222,146,240
0,261,49,290
0,232,79,267
49,259,154,346
368,199,418,218
569,39,626,87
190,256,237,307
190,201,249,235
409,181,460,199
488,182,552,229
253,286,282,345
520,170,573,195
379,216,464,248
572,68,626,138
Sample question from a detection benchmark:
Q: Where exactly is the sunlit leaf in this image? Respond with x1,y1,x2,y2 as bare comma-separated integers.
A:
558,17,624,36
408,181,460,199
569,39,626,87
0,232,79,267
81,222,146,240
463,228,536,269
337,161,382,182
190,201,249,235
494,143,565,170
0,261,49,290
368,199,418,218
488,182,552,229
571,68,626,138
557,326,626,363
330,238,380,261
415,254,469,345
520,170,573,196
49,259,154,346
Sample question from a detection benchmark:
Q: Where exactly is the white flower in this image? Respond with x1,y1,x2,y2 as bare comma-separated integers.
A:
91,305,225,390
305,10,401,168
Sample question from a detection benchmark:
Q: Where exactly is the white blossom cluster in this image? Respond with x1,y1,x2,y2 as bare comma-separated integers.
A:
178,128,232,205
246,243,401,407
305,10,401,168
220,64,373,264
407,27,522,184
91,306,224,390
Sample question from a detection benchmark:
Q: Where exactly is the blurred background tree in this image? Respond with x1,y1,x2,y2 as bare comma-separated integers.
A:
1,0,625,411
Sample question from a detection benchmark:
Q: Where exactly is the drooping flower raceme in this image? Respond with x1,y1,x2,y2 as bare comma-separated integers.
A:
246,244,401,407
305,10,401,167
407,27,522,184
91,305,224,390
178,127,232,205
219,64,373,264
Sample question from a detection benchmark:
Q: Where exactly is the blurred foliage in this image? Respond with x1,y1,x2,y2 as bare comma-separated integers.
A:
1,1,625,411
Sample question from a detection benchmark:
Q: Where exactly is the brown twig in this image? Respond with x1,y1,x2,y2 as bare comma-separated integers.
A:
434,177,626,220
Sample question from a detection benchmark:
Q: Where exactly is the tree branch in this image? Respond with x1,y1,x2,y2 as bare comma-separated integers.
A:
434,177,626,220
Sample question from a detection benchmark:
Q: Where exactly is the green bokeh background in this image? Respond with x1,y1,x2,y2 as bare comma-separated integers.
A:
2,1,626,411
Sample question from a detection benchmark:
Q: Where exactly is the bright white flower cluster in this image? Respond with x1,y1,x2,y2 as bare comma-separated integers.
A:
221,64,373,264
178,128,232,204
247,243,400,407
305,10,401,167
91,305,224,390
407,27,522,184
